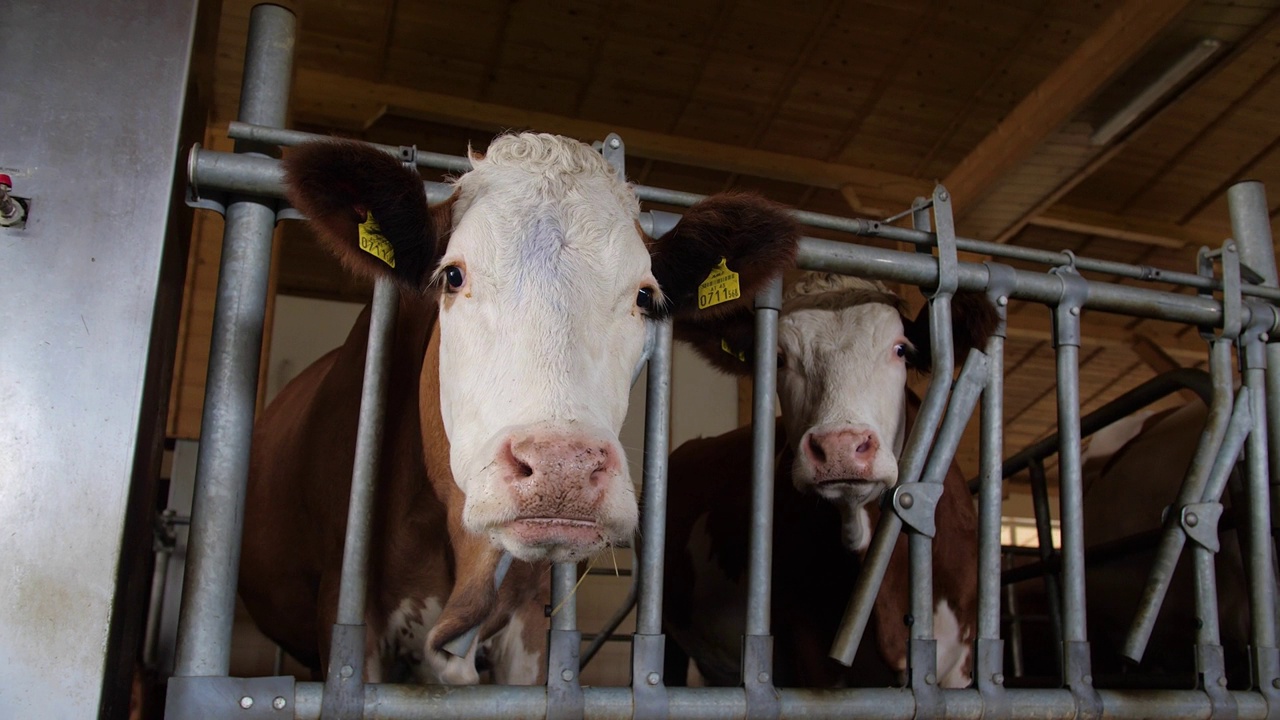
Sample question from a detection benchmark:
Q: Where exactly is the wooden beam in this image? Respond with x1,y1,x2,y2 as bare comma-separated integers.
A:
1131,332,1204,403
941,0,1195,213
1006,315,1207,362
290,69,930,206
1028,205,1226,249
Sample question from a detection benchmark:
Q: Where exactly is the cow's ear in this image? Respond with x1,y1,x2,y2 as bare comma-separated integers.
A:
283,139,450,291
903,291,999,374
651,191,800,376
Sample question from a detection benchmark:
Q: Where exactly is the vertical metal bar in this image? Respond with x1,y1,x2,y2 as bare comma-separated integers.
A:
552,563,578,632
1056,343,1088,645
172,3,294,679
745,278,782,638
1003,555,1026,678
333,278,399,625
636,320,673,636
1228,182,1278,288
1122,339,1234,662
978,303,1006,642
1027,458,1064,677
1242,354,1278,651
547,562,583,719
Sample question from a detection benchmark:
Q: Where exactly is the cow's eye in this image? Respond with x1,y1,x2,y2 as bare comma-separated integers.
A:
636,287,654,310
894,343,908,359
776,351,786,369
444,265,465,291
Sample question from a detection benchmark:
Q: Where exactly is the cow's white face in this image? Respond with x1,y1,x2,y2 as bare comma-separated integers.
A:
776,274,911,549
434,134,654,563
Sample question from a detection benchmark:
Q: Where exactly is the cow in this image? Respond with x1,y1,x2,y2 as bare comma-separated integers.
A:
236,133,801,686
662,272,997,688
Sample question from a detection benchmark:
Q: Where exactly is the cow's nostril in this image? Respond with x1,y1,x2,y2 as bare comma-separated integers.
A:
855,438,873,455
517,460,534,478
807,434,827,464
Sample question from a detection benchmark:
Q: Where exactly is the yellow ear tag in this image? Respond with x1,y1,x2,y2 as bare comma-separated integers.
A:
358,211,396,268
698,257,741,310
721,338,747,363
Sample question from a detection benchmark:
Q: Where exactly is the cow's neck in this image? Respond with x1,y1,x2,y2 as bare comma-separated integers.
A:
418,320,549,681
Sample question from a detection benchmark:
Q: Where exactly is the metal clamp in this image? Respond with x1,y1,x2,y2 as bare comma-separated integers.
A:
909,637,945,720
164,675,296,719
320,624,366,720
1064,640,1102,720
598,132,626,178
1197,643,1238,720
742,634,780,720
631,633,669,720
1198,242,1244,342
890,482,944,538
186,143,229,217
547,626,583,720
975,637,1009,720
1050,265,1090,348
984,262,1017,341
1181,502,1224,553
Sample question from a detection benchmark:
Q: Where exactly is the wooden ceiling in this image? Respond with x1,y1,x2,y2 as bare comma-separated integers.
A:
202,0,1280,484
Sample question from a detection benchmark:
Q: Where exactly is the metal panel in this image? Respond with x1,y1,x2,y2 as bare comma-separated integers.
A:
0,0,213,717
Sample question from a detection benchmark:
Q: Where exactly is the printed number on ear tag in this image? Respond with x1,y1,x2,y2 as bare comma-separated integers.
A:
359,211,396,268
698,258,741,310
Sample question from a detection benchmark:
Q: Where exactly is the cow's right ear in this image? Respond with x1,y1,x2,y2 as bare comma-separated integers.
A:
651,191,801,376
283,139,449,291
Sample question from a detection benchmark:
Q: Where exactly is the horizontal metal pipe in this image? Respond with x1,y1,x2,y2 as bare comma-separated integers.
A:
199,133,1280,303
289,683,1274,720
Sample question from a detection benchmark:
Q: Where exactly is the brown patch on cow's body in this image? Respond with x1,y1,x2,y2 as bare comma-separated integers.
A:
663,399,978,688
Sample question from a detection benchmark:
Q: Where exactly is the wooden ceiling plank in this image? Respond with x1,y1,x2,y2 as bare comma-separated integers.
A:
1177,121,1280,224
291,68,931,203
942,0,1196,214
745,0,841,148
1028,204,1225,249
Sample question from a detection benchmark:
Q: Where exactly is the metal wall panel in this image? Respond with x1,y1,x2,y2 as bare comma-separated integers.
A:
0,0,213,716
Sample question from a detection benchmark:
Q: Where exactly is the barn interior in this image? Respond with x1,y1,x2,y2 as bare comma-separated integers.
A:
149,0,1280,693
11,0,1279,715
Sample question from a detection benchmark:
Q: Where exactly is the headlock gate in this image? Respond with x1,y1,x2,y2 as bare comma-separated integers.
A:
165,5,1280,719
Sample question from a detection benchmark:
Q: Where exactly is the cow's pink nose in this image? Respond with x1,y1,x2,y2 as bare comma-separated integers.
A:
498,432,622,512
804,427,879,482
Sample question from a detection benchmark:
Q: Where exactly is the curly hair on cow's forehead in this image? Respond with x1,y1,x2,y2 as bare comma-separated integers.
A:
782,271,910,316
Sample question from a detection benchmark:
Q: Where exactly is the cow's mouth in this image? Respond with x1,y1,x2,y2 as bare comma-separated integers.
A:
815,477,880,487
503,517,604,547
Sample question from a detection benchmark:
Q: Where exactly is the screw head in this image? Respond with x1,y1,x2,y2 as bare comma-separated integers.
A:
1272,678,1280,689
925,673,936,685
993,673,1004,685
561,669,574,682
997,295,1008,307
1069,306,1080,316
1083,674,1093,685
757,672,770,683
647,672,660,685
609,137,621,149
1262,332,1270,342
938,191,949,201
273,696,287,710
1185,512,1199,527
340,665,354,679
899,492,914,509
1219,676,1228,687
239,696,254,709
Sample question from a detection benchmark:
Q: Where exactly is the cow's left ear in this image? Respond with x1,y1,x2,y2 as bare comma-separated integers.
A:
649,192,801,375
903,291,999,374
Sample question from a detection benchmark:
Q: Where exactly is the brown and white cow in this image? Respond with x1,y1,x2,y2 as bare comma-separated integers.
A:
663,272,996,688
237,133,800,686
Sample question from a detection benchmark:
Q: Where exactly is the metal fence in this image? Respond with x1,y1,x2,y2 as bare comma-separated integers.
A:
164,5,1280,719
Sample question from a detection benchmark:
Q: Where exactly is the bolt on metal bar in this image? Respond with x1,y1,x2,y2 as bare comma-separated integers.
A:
1122,339,1234,662
216,122,1280,302
636,320,673,637
171,4,294,679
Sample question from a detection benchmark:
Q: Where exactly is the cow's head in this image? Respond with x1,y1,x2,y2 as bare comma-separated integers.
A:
680,271,996,550
283,134,799,564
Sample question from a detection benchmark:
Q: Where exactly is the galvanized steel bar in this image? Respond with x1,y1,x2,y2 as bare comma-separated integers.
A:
1228,182,1279,288
334,277,399,625
287,682,1278,720
1054,338,1087,643
977,302,1006,641
745,279,782,638
636,320,673,636
204,126,1280,303
1122,339,1234,662
172,4,294,678
1027,458,1064,677
1242,352,1278,651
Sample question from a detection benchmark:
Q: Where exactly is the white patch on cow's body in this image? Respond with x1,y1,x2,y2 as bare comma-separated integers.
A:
482,614,541,685
433,134,650,561
777,274,910,546
934,600,972,688
377,596,484,685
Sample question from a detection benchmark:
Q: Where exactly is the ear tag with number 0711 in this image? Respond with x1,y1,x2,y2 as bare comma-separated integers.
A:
698,257,740,310
358,211,396,268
